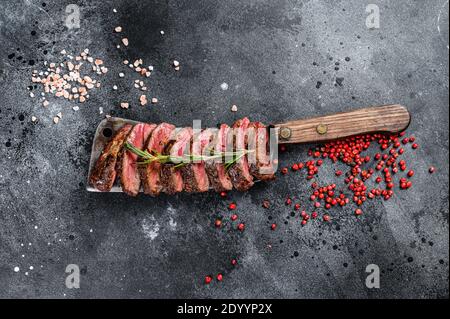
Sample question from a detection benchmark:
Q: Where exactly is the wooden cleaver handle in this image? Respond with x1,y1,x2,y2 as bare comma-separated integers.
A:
275,104,411,144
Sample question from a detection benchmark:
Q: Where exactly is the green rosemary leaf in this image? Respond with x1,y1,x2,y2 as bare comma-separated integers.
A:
125,141,254,168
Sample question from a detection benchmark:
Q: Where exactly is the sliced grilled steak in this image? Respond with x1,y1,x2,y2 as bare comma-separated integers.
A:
120,123,156,196
228,118,254,191
160,128,192,194
181,130,214,193
89,124,133,192
248,122,276,181
205,124,233,192
142,123,176,196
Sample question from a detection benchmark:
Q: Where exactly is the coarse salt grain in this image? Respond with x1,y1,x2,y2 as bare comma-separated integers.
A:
115,26,122,33
151,97,158,104
140,95,148,106
231,104,238,112
122,38,129,46
120,102,129,109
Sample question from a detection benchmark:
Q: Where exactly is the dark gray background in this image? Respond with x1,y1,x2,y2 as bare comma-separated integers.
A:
0,0,448,298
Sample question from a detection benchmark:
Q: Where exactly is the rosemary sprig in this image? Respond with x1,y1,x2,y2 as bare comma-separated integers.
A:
124,141,252,170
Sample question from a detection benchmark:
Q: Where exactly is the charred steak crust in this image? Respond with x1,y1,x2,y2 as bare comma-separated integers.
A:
121,123,156,196
228,118,254,191
89,124,133,192
142,123,176,196
160,164,181,195
180,164,197,192
248,122,276,181
205,124,233,192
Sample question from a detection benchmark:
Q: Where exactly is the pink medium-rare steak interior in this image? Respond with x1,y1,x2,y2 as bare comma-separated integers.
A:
228,118,254,191
121,123,156,196
161,127,192,194
89,124,133,192
190,129,213,192
142,123,176,196
205,124,233,192
248,122,275,181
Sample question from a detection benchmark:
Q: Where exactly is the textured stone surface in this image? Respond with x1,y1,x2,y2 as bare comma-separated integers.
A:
0,0,448,298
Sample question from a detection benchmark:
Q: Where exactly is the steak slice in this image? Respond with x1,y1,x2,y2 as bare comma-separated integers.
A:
120,123,156,196
181,130,214,193
248,122,276,181
89,124,133,192
160,128,192,194
205,124,233,192
142,123,176,196
228,118,254,191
